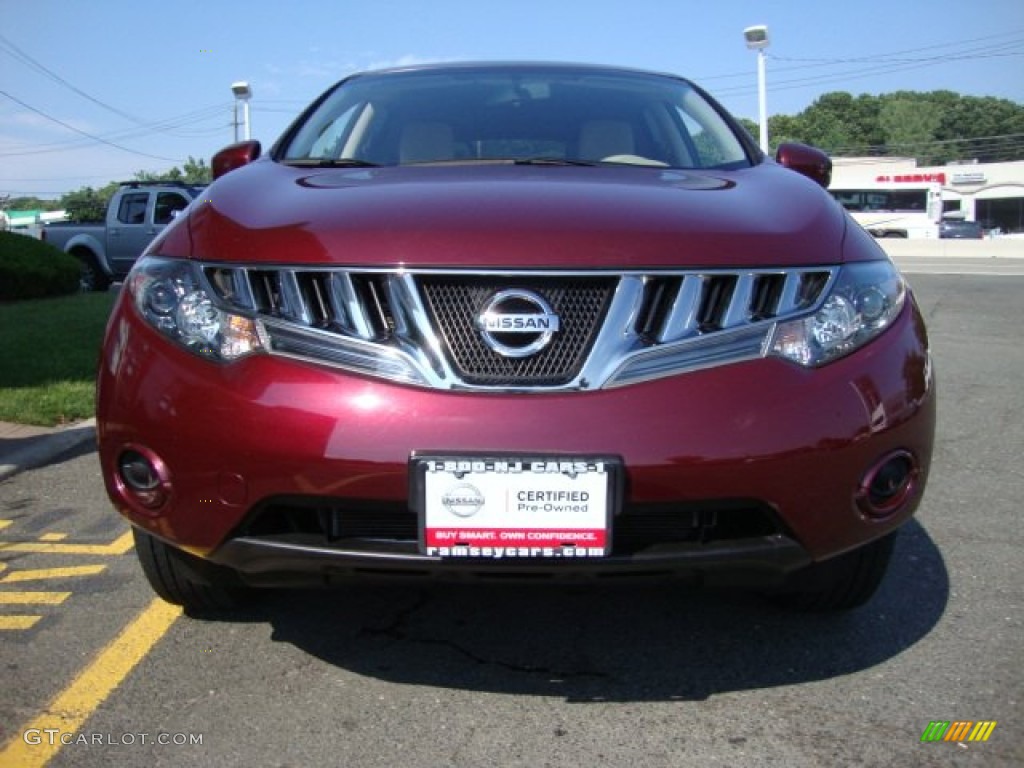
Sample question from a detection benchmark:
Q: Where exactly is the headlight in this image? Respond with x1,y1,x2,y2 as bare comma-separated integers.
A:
128,257,263,361
769,260,905,367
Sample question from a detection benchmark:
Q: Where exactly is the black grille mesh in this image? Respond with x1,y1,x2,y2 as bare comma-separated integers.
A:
418,276,615,386
237,499,784,556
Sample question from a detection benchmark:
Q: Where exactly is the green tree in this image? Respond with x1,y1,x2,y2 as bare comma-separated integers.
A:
3,196,61,212
934,94,1024,163
792,92,882,154
878,96,941,163
746,89,1024,162
767,114,805,151
181,156,212,185
59,182,119,222
133,156,212,186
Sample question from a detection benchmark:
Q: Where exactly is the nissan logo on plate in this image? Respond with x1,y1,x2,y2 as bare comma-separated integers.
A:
477,289,560,358
442,483,485,517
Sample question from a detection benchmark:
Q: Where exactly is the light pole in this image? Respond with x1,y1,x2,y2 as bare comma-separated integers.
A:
743,25,770,153
231,81,252,142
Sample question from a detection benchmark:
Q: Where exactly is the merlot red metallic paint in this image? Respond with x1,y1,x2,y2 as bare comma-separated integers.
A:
181,163,849,270
98,290,933,556
96,63,935,612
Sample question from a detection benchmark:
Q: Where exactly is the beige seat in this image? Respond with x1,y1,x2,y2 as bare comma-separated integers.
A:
578,120,635,161
399,122,455,163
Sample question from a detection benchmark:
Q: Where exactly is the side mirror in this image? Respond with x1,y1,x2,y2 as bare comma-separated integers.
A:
775,143,832,189
212,140,262,180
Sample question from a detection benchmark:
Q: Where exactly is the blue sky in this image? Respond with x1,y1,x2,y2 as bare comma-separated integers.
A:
1,0,1022,197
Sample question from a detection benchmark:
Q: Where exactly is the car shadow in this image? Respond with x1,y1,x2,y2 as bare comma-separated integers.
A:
211,520,947,702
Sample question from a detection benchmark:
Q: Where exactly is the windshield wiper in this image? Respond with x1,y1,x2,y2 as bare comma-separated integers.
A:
397,157,600,167
284,158,380,168
520,156,671,168
513,157,598,167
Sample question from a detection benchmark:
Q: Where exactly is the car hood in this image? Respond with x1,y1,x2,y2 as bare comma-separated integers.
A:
181,159,848,268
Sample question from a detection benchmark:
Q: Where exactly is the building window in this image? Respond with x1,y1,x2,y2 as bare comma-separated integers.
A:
977,197,1024,235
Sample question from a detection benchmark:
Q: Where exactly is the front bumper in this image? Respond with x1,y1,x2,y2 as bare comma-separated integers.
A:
208,534,811,587
97,292,935,581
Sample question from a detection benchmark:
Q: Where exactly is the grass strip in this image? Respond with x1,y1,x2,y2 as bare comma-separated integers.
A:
0,292,116,426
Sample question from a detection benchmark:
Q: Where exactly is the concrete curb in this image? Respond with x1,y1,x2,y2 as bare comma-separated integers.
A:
0,418,97,482
879,238,1024,260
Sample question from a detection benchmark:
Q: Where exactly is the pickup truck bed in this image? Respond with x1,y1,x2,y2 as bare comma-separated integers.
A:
43,182,203,290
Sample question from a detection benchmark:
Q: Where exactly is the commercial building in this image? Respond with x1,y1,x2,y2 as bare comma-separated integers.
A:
830,158,1024,236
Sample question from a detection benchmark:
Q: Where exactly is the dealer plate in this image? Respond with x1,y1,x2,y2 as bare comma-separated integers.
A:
410,454,622,559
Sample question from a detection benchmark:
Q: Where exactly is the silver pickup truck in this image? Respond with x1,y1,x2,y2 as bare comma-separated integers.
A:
42,182,204,290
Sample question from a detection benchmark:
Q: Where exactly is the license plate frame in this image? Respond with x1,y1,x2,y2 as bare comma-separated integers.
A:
410,453,622,559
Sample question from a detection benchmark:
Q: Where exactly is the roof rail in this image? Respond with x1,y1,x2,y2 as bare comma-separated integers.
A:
116,180,200,189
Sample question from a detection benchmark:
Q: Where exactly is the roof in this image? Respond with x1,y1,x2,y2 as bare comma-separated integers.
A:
345,60,690,84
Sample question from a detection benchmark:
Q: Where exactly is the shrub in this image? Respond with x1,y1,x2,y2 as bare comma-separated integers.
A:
0,231,81,300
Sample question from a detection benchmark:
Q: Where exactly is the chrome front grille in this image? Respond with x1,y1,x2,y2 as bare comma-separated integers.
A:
202,265,838,391
636,270,830,342
207,268,394,340
419,276,614,386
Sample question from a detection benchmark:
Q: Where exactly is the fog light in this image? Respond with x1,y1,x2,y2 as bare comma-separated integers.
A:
116,447,171,510
857,451,918,519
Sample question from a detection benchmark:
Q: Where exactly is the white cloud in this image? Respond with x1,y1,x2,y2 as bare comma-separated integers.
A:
365,54,462,71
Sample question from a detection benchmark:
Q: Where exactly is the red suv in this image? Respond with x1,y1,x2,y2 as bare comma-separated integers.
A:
97,63,935,613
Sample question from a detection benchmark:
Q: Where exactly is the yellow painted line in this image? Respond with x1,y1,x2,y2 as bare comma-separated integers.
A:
0,615,42,630
0,562,7,574
38,533,68,542
0,519,12,531
0,565,107,584
0,531,134,556
0,591,71,605
0,598,182,768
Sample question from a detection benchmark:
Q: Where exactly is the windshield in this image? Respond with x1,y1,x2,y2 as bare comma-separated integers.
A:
278,66,752,171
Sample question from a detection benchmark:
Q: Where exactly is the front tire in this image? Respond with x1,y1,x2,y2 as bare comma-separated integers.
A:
75,251,111,292
132,528,247,613
772,532,896,612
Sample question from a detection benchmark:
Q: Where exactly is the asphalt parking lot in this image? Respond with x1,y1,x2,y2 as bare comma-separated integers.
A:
0,269,1021,767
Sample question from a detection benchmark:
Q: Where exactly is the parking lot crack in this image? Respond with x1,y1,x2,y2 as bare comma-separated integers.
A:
358,592,607,680
359,590,432,641
430,639,609,680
